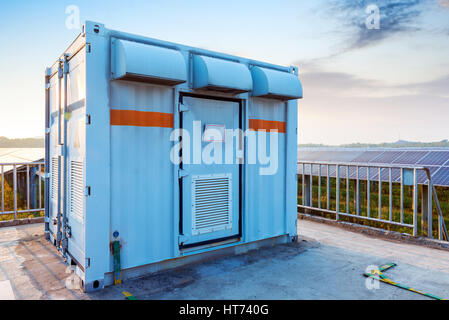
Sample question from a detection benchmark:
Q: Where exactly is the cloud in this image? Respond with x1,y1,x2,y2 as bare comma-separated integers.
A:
328,0,423,50
300,70,449,98
398,74,449,97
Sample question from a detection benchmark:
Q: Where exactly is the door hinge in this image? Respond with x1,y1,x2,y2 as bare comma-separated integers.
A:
85,258,91,268
58,61,63,79
86,114,91,125
64,225,72,238
85,186,91,196
178,103,189,113
86,43,91,53
178,169,189,179
63,57,70,74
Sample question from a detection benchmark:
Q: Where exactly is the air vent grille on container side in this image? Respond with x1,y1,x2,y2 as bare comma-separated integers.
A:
192,174,232,235
70,161,84,222
51,157,59,200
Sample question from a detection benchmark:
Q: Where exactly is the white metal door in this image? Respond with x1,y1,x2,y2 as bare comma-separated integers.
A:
180,96,241,246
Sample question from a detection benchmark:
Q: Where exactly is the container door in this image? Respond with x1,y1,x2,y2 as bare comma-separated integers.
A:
48,73,61,243
180,96,240,247
66,48,86,267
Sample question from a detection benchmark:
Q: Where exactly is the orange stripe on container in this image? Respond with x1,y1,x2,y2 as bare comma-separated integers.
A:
110,109,174,128
248,119,286,133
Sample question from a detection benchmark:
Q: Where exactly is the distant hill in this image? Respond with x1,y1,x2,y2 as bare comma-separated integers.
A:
0,136,44,148
300,140,449,148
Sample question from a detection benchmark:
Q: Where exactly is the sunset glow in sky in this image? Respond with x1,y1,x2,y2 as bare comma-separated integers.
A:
0,0,448,144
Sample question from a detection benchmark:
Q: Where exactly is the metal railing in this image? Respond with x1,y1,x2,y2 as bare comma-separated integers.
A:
297,160,448,241
0,161,45,222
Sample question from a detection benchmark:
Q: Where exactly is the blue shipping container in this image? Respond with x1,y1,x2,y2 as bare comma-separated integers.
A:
44,21,303,291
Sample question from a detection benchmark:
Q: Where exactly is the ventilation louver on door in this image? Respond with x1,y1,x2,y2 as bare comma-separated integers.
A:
51,157,59,200
70,161,84,222
192,174,232,235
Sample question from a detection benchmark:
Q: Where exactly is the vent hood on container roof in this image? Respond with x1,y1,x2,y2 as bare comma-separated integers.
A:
250,66,302,100
192,55,252,94
111,39,187,86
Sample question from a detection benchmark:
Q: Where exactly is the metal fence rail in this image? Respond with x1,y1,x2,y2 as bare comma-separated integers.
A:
0,161,45,222
297,160,448,241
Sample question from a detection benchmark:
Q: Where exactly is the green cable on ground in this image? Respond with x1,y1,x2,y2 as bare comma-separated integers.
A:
122,291,137,300
363,263,446,300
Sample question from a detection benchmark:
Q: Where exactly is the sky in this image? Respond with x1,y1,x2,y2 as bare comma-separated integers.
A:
0,0,448,145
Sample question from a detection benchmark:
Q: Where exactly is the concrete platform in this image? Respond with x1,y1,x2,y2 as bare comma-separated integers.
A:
1,221,448,300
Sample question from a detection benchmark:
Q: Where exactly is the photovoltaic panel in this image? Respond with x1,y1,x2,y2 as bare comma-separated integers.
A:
299,150,364,162
416,166,440,184
350,151,385,163
374,167,402,182
297,163,329,176
298,164,347,178
370,151,404,163
298,151,320,161
297,164,446,185
347,166,373,180
335,151,365,162
372,167,390,181
392,151,429,165
362,166,439,184
417,151,449,166
431,167,449,186
314,151,362,162
298,163,338,179
331,165,352,179
299,151,335,161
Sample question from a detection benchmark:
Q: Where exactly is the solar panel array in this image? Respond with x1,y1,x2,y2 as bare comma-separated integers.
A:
298,149,449,187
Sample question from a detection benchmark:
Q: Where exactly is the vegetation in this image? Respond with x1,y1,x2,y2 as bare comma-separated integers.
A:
298,175,449,239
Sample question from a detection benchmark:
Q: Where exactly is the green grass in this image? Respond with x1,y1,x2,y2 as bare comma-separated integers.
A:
298,175,449,238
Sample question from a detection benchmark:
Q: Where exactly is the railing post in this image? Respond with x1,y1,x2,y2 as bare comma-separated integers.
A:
336,165,340,220
413,168,418,236
309,164,313,207
389,168,392,222
13,164,17,221
367,167,370,218
38,164,42,210
304,173,311,208
326,165,330,210
346,166,349,214
318,165,321,209
356,166,360,216
26,164,30,212
400,168,404,224
421,182,432,238
378,167,382,219
302,163,305,206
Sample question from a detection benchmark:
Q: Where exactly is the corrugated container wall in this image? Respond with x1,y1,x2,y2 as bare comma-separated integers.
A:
45,21,303,291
